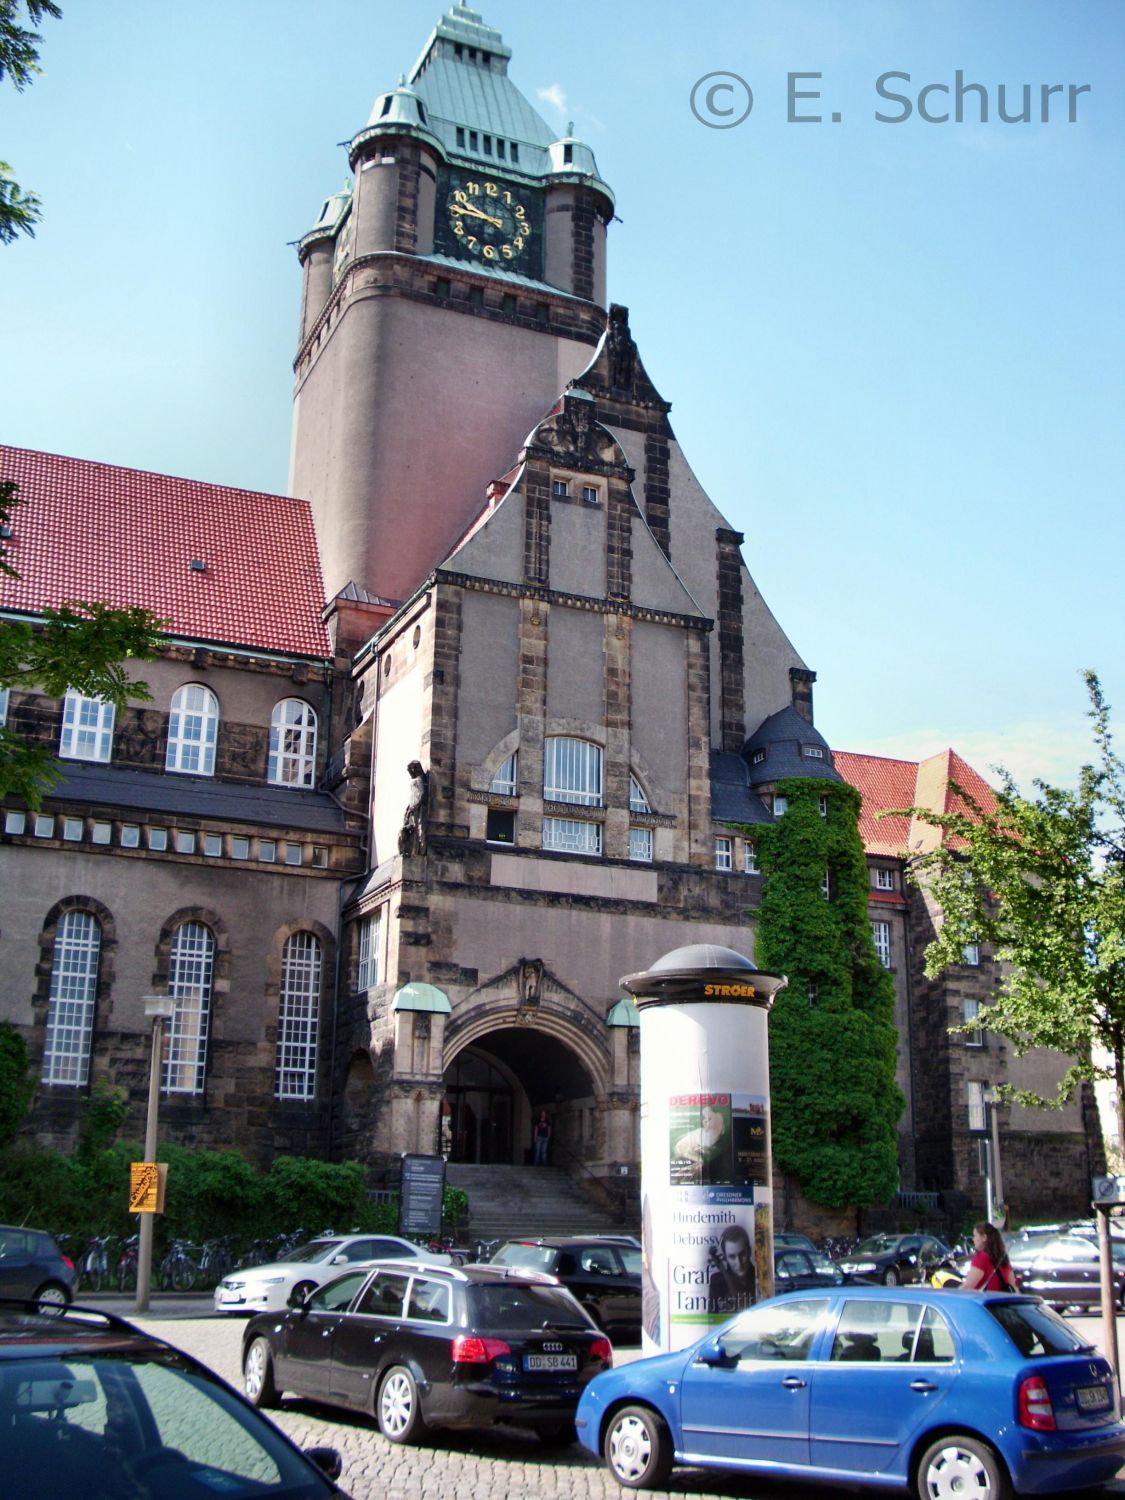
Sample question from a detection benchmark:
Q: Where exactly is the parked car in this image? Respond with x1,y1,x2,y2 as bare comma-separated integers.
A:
773,1247,847,1293
773,1231,818,1255
1019,1234,1125,1311
575,1284,1125,1496
834,1233,950,1285
214,1233,451,1314
488,1236,641,1341
0,1302,349,1499
0,1223,76,1307
242,1260,612,1445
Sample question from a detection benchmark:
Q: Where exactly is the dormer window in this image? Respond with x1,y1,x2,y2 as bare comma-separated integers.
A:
803,746,825,758
752,750,766,765
563,143,574,164
380,96,392,118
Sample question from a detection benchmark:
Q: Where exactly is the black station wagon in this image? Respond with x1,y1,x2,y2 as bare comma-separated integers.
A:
242,1259,613,1446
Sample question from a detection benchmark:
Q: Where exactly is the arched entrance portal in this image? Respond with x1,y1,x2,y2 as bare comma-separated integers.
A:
443,1026,599,1166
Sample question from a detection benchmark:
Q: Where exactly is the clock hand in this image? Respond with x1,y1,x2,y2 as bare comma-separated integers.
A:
452,202,503,228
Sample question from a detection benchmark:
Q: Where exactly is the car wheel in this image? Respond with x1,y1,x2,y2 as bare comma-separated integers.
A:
916,1433,1009,1500
34,1281,71,1313
536,1422,577,1447
291,1279,317,1304
377,1365,428,1445
604,1404,673,1490
883,1267,900,1286
243,1337,280,1409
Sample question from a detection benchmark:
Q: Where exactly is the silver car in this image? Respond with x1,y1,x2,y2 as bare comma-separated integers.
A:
214,1233,452,1314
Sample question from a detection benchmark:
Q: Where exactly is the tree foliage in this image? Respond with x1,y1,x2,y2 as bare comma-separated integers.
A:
906,670,1125,1141
750,779,903,1209
1,479,162,806
0,1021,35,1147
0,1,61,243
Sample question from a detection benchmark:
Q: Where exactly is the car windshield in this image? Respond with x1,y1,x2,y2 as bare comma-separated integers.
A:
285,1239,343,1264
853,1235,900,1254
3,1348,332,1499
988,1300,1094,1357
491,1244,557,1272
471,1283,592,1329
808,1252,836,1271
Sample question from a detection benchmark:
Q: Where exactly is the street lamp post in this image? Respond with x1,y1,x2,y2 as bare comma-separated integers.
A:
135,994,176,1314
985,1088,1006,1227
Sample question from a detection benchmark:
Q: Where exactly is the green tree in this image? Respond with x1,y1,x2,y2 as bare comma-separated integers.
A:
751,779,903,1210
0,1021,35,1146
1,480,162,806
906,670,1125,1144
0,0,61,243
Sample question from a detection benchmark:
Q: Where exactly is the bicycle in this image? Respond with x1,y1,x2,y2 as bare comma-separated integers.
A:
115,1234,139,1293
159,1239,200,1292
197,1236,235,1287
79,1235,113,1293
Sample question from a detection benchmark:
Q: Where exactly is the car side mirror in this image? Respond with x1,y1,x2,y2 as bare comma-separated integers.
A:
305,1447,343,1481
331,1253,348,1265
695,1337,728,1366
288,1286,311,1309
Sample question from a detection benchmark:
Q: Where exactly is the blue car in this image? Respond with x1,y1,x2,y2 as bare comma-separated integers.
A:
575,1286,1125,1498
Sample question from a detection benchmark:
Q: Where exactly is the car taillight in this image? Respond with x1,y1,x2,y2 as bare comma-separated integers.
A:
1019,1375,1057,1431
451,1335,511,1364
62,1256,75,1272
590,1337,613,1366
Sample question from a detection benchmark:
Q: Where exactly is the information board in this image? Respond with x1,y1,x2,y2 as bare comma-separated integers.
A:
400,1153,445,1238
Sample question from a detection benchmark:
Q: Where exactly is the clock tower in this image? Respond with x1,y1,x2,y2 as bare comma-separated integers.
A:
290,3,614,605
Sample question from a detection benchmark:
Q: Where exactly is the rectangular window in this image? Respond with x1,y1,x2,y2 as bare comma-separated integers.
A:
486,807,515,844
357,909,384,991
42,910,101,1087
967,1079,988,1132
773,795,788,816
120,824,140,848
4,810,26,834
875,867,896,891
285,842,303,866
231,836,250,860
59,692,115,762
510,142,519,163
91,822,111,845
964,998,984,1046
175,830,195,855
497,138,506,159
469,130,478,151
455,126,465,147
164,922,214,1095
275,932,322,1101
312,846,328,868
962,940,981,966
714,836,732,871
581,484,599,505
803,746,825,759
743,843,758,874
148,827,168,851
483,134,493,154
34,813,54,838
872,920,891,967
543,817,602,855
259,840,276,863
204,834,223,857
821,869,831,900
629,826,653,863
543,738,602,806
63,818,83,841
0,686,7,726
501,292,517,315
552,478,569,498
819,795,829,819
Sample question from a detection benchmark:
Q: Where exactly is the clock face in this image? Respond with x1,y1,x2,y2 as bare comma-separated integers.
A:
436,172,541,274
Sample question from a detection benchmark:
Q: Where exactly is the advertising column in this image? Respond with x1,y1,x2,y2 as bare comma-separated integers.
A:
622,943,786,1355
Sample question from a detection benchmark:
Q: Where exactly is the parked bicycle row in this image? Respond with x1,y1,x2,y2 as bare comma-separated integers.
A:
61,1226,344,1292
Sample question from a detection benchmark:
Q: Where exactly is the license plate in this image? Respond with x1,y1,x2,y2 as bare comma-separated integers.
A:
524,1354,577,1372
1077,1385,1111,1412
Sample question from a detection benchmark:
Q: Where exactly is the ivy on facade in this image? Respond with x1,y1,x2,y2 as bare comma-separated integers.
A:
746,778,902,1209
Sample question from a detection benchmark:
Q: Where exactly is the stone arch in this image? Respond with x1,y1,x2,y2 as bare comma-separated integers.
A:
262,919,337,1102
153,906,231,1003
444,1002,611,1098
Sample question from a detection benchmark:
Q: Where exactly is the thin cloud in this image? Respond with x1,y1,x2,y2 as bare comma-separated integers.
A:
537,83,568,118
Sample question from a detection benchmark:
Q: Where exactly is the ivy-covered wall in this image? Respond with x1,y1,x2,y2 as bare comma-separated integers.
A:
750,779,903,1210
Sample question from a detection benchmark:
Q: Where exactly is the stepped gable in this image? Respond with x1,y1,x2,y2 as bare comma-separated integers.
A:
0,445,329,657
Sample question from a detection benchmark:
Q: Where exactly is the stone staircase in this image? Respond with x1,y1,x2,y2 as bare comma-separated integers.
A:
446,1163,635,1248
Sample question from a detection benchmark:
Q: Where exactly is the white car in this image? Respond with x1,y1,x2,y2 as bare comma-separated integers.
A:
214,1233,452,1314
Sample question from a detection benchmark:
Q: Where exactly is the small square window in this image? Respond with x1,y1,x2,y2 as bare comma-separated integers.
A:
552,478,569,497
285,843,303,866
773,795,789,816
752,750,766,765
231,836,250,860
629,826,653,863
120,824,140,848
486,808,515,844
962,941,981,966
260,840,277,863
312,846,328,868
434,276,451,299
91,822,111,844
175,830,196,855
148,827,168,851
63,817,83,841
714,836,732,871
204,833,223,857
34,813,54,838
4,810,27,835
581,485,599,505
875,868,895,891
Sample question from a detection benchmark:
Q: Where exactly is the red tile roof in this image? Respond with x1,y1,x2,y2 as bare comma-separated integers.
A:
833,747,997,859
0,446,329,657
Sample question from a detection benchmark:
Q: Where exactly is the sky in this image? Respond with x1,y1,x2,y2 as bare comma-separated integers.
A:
2,0,1122,792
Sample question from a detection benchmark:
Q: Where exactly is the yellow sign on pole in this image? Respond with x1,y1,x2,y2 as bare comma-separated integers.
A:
130,1161,167,1214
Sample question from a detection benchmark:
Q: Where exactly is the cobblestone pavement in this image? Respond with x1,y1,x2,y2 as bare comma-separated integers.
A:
107,1303,1125,1500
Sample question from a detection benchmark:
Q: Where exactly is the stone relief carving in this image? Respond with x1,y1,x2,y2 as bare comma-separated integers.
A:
518,957,544,1005
607,303,637,392
398,759,429,855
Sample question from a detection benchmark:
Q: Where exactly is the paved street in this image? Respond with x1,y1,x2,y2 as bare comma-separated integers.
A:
87,1295,1125,1500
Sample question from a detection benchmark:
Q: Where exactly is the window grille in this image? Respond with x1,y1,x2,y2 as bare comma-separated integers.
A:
357,909,383,990
163,922,215,1094
629,826,653,862
872,920,891,967
490,753,518,796
543,738,602,806
268,699,318,787
543,817,602,855
964,998,984,1046
875,867,896,890
59,691,115,762
166,684,219,775
42,911,101,1086
275,932,322,1100
744,843,758,874
714,836,732,871
967,1079,987,1132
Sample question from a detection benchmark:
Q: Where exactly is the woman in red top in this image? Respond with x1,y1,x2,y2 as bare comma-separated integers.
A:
959,1220,1018,1291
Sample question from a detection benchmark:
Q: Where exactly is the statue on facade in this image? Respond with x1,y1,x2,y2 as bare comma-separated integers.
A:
398,760,429,855
607,304,637,392
518,957,544,1005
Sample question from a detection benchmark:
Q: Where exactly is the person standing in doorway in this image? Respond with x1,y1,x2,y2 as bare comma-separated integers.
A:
533,1110,552,1165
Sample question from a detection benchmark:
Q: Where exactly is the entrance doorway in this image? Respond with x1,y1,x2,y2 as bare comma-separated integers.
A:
444,1050,515,1164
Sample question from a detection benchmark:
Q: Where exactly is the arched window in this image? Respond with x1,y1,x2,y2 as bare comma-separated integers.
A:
59,690,115,762
268,699,318,787
489,752,518,796
543,737,602,805
42,910,101,1086
275,932,322,1100
164,921,215,1093
166,684,219,776
629,774,650,813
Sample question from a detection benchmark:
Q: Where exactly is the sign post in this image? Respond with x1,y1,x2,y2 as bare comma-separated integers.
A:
399,1154,446,1241
1092,1176,1125,1388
